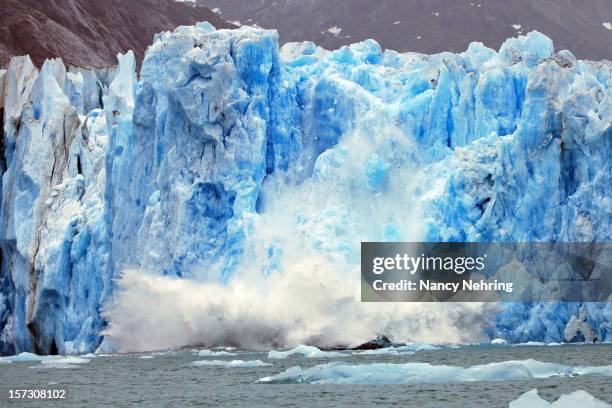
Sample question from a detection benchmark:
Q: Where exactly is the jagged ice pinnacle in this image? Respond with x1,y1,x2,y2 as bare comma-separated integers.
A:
0,21,610,354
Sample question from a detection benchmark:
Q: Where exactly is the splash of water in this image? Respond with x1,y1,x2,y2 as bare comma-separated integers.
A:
102,128,497,352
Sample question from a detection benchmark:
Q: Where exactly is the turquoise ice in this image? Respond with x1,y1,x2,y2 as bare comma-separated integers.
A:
0,23,610,354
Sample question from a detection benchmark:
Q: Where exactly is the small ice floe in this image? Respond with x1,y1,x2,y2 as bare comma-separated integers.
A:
513,341,562,347
393,21,401,25
395,343,441,352
326,26,342,37
491,338,507,345
191,360,271,368
139,355,154,359
228,20,241,26
42,357,90,365
351,340,440,354
152,351,172,356
4,352,46,362
434,12,440,16
512,24,522,30
32,364,80,369
212,7,220,13
268,345,348,359
510,388,609,408
257,359,612,384
603,22,612,30
197,349,237,357
353,347,415,356
2,353,90,365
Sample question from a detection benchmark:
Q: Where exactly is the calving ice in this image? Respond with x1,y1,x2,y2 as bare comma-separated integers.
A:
0,21,610,355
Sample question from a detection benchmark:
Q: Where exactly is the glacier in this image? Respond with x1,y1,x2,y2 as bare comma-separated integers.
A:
256,359,612,384
0,21,610,355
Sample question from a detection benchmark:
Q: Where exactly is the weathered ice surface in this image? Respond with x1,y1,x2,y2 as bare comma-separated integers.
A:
0,56,113,355
0,23,610,354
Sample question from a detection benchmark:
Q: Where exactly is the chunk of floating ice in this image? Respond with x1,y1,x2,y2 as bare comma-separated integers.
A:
326,26,342,36
513,342,562,347
491,338,508,345
395,343,441,352
257,360,612,384
197,349,237,357
268,345,348,359
353,348,415,356
3,353,90,364
139,355,154,359
6,352,46,362
42,357,90,365
191,360,271,368
509,388,610,408
31,364,81,369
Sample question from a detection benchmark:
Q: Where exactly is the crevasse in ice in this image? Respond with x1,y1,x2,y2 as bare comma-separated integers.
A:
0,22,610,354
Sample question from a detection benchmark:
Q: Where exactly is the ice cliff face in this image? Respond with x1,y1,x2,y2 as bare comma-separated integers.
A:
0,22,610,354
0,56,115,354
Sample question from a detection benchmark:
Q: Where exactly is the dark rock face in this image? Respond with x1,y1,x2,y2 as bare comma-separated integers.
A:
0,0,233,68
198,0,612,60
351,335,395,350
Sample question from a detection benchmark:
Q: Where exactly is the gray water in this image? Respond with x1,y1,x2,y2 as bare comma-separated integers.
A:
1,344,611,407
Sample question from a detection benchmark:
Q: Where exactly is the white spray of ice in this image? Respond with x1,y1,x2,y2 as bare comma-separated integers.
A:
102,128,498,352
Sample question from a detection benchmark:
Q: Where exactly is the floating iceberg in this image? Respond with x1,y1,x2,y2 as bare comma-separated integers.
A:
41,356,90,365
0,352,91,366
395,343,442,352
31,363,81,369
3,352,48,362
191,359,272,367
197,349,237,357
0,21,610,354
257,359,612,384
510,389,610,408
353,347,415,356
268,345,348,359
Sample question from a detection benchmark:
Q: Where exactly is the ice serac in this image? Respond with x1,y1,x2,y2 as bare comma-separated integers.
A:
1,23,611,354
0,55,114,355
107,23,281,280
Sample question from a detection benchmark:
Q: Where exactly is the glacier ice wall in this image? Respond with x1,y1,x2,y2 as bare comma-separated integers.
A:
0,22,610,354
0,57,116,355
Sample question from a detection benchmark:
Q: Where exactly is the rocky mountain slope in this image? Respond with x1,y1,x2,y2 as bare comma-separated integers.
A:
0,0,233,68
1,24,610,354
198,0,612,60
